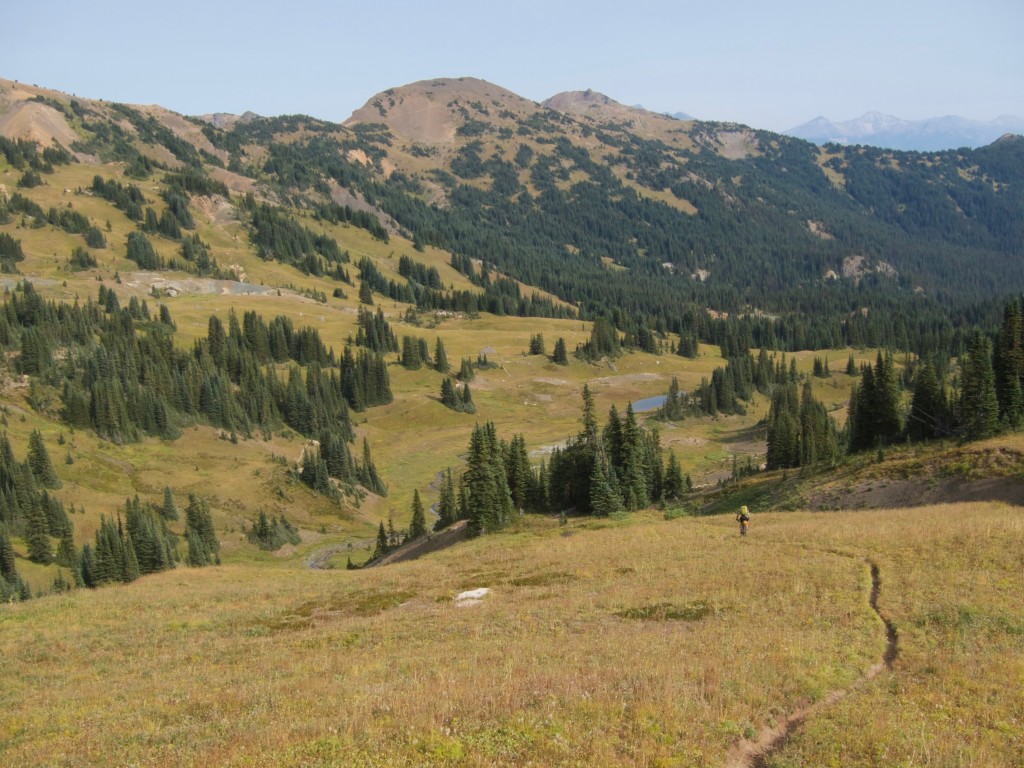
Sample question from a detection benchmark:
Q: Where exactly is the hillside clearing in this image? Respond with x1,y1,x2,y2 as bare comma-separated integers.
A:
2,502,1020,766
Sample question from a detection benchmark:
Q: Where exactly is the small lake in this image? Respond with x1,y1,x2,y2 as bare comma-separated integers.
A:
631,394,668,412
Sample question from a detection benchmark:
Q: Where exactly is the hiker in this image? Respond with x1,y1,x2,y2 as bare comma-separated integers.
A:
736,505,750,536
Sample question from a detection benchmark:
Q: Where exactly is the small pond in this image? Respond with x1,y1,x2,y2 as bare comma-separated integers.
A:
630,394,668,412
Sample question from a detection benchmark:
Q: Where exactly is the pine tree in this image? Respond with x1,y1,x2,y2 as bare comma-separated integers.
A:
55,525,77,568
661,376,684,421
460,382,475,413
434,468,457,531
0,523,17,580
440,377,457,408
528,333,545,355
161,486,179,521
907,361,949,440
27,430,61,489
994,299,1024,426
434,337,449,373
409,490,427,540
186,527,211,567
24,503,51,564
458,357,475,381
589,454,623,517
463,422,515,537
373,521,389,559
663,451,683,500
959,333,1000,441
78,543,96,588
358,280,373,305
184,493,219,565
401,336,421,369
552,337,568,365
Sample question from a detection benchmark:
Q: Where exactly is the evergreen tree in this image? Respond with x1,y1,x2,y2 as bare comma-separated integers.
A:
589,454,623,517
186,527,211,567
661,376,684,421
184,493,219,565
463,422,515,537
0,523,18,580
958,333,1000,441
27,430,61,489
55,525,77,568
907,361,949,440
994,299,1024,426
552,337,568,365
401,336,422,370
358,280,374,305
460,382,475,413
373,520,389,559
434,468,457,531
409,489,427,540
24,503,52,564
161,486,179,521
433,337,449,373
663,451,684,500
458,357,476,381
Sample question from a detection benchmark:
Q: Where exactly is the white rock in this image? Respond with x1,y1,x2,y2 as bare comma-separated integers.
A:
454,588,491,607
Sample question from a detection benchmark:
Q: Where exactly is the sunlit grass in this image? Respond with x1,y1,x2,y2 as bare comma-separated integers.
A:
2,503,1020,766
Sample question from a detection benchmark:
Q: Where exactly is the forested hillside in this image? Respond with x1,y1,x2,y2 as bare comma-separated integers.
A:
1,74,1023,604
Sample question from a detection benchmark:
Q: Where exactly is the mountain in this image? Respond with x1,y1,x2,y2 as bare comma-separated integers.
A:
3,74,1024,352
3,76,1023,768
785,111,1024,151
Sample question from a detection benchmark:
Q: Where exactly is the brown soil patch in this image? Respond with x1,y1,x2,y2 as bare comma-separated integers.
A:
0,100,77,148
208,167,258,196
135,104,228,163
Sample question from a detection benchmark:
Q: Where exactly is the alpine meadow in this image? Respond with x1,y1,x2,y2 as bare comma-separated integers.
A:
0,73,1022,767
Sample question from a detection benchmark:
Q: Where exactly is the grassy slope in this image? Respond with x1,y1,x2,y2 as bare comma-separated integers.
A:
3,158,874,579
1,503,1021,766
4,156,1021,765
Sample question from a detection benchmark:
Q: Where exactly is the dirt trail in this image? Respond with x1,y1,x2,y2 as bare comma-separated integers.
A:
725,559,898,768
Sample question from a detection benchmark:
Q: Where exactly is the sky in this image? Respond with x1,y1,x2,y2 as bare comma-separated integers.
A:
3,0,1022,131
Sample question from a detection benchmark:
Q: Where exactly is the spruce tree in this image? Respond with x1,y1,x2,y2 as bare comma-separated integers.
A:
0,524,17,580
458,357,475,381
409,490,427,540
78,543,96,588
528,333,545,355
959,333,1000,441
358,280,373,305
663,451,683,500
24,503,52,564
552,337,568,365
27,430,61,489
589,454,623,517
401,336,421,370
994,299,1024,426
434,337,449,373
55,526,77,568
460,382,475,413
434,468,457,531
440,377,458,409
185,493,219,564
161,486,179,521
907,361,948,440
373,521,389,559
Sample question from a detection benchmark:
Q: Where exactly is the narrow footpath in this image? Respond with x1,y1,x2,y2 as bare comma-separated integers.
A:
725,559,898,768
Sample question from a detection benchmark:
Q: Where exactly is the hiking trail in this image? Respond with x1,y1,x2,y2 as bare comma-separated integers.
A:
724,558,898,768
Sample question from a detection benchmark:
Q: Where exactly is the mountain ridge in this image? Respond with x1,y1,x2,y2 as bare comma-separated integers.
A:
785,110,1024,151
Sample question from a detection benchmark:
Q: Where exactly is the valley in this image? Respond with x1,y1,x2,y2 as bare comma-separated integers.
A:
0,73,1022,766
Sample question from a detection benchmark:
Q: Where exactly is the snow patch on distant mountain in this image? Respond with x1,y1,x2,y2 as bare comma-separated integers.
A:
786,112,1024,151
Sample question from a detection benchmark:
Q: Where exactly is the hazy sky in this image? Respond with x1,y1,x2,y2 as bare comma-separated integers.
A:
3,0,1021,130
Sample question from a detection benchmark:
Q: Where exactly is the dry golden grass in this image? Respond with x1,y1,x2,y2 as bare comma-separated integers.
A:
2,503,1021,766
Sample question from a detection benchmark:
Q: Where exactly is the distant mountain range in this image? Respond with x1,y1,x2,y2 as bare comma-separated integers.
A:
784,112,1024,151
